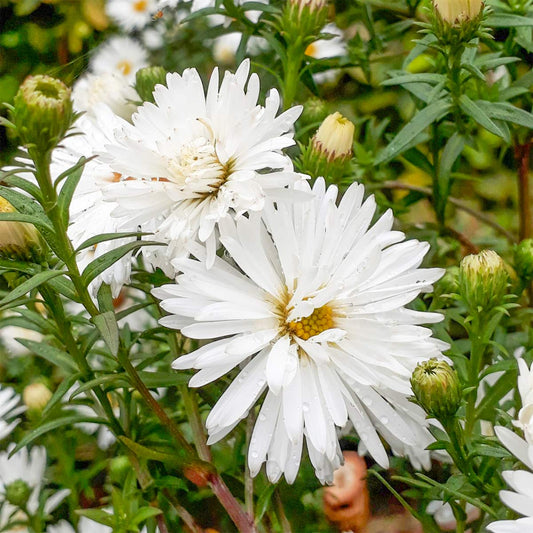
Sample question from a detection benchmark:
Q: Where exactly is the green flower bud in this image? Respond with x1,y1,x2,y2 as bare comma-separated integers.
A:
300,97,329,126
411,359,461,420
458,250,508,314
0,197,44,262
430,0,485,46
109,455,131,485
5,479,32,508
279,0,328,44
514,239,533,285
11,75,73,154
135,66,168,104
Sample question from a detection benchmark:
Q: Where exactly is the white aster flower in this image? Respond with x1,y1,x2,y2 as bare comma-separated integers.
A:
0,324,43,357
488,427,533,532
0,445,69,516
72,73,140,121
305,23,346,84
153,179,447,483
106,0,157,31
0,387,24,441
99,59,302,273
427,500,479,530
50,113,140,297
212,33,267,64
90,37,149,81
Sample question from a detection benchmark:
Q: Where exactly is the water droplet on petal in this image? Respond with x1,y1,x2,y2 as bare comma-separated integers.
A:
258,413,267,422
302,402,310,413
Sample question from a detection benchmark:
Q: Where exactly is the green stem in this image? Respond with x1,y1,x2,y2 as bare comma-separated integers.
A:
464,316,484,439
282,43,304,109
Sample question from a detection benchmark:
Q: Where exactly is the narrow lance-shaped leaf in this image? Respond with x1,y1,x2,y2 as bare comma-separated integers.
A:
375,99,452,164
0,270,64,309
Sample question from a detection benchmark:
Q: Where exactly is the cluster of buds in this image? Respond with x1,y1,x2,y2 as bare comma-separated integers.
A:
0,197,43,262
279,0,328,46
411,359,461,420
431,0,485,45
10,75,73,156
135,66,168,104
301,112,355,181
458,250,508,315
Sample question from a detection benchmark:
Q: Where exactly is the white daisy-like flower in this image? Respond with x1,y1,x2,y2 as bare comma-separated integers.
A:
157,0,267,23
72,73,139,121
305,23,346,84
0,387,24,441
0,445,69,516
0,324,43,357
513,358,533,444
106,0,157,31
50,113,141,297
487,427,533,532
90,37,149,82
212,33,268,64
153,179,447,483
99,59,302,273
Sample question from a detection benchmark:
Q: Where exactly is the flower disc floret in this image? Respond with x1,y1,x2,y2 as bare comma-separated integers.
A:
288,305,335,340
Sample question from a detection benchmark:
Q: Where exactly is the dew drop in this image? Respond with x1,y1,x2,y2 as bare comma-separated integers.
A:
302,402,310,413
258,413,267,422
380,416,389,425
251,451,259,459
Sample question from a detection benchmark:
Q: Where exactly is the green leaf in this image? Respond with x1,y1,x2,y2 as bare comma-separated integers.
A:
381,73,446,86
12,415,109,453
69,374,130,399
75,232,154,253
375,99,452,164
458,95,506,139
480,359,517,379
118,436,187,466
17,339,78,372
439,132,465,181
57,157,86,228
476,371,517,421
137,371,191,388
487,13,533,27
92,311,120,356
255,485,277,523
468,443,511,459
129,507,162,527
76,509,115,527
81,240,162,285
0,270,64,309
2,175,42,201
42,373,83,418
477,101,533,129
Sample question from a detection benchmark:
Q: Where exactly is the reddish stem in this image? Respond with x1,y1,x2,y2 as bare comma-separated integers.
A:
515,141,532,241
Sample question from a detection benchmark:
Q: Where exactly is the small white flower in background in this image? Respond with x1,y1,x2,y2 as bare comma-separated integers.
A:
487,427,533,532
72,73,139,121
427,500,479,530
305,23,346,83
0,387,24,440
0,445,69,516
97,59,302,274
212,33,268,65
48,515,159,533
154,179,447,483
90,37,148,83
106,0,157,31
0,324,43,357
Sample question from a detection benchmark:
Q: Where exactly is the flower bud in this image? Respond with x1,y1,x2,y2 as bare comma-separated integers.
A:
312,112,355,162
301,97,329,126
280,0,328,43
514,239,533,286
0,197,43,261
411,359,461,420
23,382,52,412
11,75,73,154
5,479,32,508
433,0,483,25
458,250,508,314
135,66,167,104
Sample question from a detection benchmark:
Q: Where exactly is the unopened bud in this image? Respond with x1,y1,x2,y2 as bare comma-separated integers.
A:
11,75,73,154
312,112,355,162
0,197,43,261
301,97,329,125
459,250,507,314
514,239,533,285
23,382,52,412
280,0,328,43
411,359,461,420
433,0,483,25
135,66,167,104
5,479,32,508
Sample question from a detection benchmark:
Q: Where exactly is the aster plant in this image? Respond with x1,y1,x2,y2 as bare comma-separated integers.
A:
0,0,533,530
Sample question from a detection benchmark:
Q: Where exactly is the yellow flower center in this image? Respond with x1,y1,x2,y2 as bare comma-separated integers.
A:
305,43,317,57
117,60,132,76
288,305,334,340
133,0,148,12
